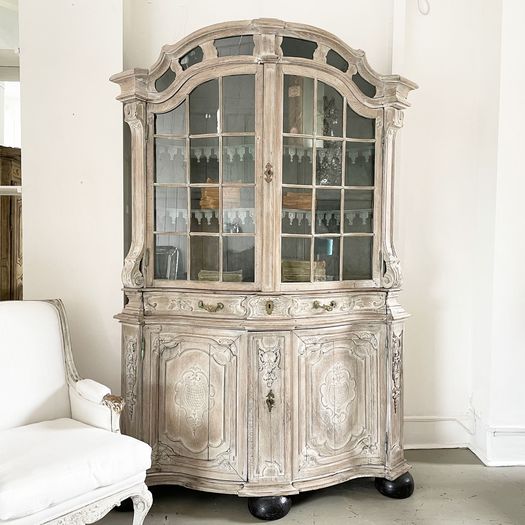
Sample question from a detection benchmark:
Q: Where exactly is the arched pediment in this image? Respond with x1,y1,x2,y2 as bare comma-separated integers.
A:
111,18,417,109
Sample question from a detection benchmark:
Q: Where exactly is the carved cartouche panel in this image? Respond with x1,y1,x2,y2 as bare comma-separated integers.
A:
294,326,384,479
153,329,246,482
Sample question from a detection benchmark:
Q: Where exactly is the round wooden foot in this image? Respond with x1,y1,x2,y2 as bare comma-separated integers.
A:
375,472,414,499
248,496,292,521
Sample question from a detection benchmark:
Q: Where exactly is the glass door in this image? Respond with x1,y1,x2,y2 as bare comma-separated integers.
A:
151,68,262,288
279,71,381,289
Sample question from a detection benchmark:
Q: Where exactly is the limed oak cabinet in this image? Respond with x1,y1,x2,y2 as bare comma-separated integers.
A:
112,19,417,519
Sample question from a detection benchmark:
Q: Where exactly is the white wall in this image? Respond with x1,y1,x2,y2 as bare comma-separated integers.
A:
17,0,525,464
123,0,394,72
398,0,502,449
481,0,525,465
19,0,124,391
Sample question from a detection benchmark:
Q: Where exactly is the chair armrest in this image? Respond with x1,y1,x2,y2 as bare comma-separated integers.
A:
69,379,125,433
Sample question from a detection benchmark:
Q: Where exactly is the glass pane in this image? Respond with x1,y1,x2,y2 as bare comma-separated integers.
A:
191,236,219,281
190,188,219,232
155,68,176,93
346,105,375,139
352,72,376,98
283,75,314,135
223,75,255,132
155,187,188,232
223,187,255,233
155,138,185,183
282,188,312,234
179,46,203,71
155,235,187,280
326,50,349,72
315,189,341,234
215,35,255,57
155,102,185,135
316,140,342,186
314,237,340,281
317,81,343,137
281,237,312,282
281,37,317,59
344,190,374,233
189,79,219,134
223,236,254,282
282,137,313,185
343,236,373,280
223,137,255,183
190,138,219,183
345,143,375,186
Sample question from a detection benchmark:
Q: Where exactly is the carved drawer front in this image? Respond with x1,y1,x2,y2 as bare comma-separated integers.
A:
293,325,386,480
245,293,386,320
144,292,247,318
290,293,386,318
247,332,291,485
151,329,247,482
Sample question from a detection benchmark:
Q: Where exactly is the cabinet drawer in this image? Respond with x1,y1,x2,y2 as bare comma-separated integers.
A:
245,293,386,319
144,292,247,318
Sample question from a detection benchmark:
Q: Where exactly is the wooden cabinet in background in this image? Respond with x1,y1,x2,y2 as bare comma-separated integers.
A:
112,19,417,520
0,146,22,301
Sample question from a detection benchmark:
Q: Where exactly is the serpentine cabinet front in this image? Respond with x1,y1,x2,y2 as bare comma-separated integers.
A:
112,18,417,519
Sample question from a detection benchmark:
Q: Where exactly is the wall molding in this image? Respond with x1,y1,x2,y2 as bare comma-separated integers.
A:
404,415,473,449
405,415,525,466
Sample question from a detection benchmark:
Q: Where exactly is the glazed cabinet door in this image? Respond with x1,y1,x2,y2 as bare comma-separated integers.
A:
293,325,386,480
147,326,247,485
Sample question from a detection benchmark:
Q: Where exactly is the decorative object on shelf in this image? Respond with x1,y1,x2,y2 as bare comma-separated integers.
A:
112,18,417,521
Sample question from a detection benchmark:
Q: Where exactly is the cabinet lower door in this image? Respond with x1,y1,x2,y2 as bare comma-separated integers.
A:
149,327,247,483
293,325,386,480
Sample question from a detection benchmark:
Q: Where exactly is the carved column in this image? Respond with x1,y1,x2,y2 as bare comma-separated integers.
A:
381,107,404,289
123,101,147,288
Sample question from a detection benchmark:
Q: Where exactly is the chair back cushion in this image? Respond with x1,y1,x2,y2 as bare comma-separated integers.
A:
0,301,71,430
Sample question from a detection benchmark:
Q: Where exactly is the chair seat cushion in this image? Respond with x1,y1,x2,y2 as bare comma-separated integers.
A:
0,418,152,521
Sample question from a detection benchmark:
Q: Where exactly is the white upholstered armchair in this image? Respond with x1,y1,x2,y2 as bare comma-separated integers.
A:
0,300,153,524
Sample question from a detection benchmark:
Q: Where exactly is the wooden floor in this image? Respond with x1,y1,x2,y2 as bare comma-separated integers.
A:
100,449,525,524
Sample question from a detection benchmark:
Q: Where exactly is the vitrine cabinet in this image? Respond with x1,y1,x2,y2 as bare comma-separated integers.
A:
112,18,417,520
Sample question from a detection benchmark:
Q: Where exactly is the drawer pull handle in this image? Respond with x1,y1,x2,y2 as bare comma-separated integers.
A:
313,300,336,312
197,300,224,313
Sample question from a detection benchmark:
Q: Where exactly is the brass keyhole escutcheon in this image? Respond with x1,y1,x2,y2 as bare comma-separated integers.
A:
266,389,275,413
265,300,274,315
264,162,273,183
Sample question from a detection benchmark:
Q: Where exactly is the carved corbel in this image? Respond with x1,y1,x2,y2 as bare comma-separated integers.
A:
122,101,147,288
381,107,405,290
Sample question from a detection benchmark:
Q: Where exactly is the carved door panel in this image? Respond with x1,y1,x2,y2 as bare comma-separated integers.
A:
293,325,385,480
151,327,247,482
247,332,292,486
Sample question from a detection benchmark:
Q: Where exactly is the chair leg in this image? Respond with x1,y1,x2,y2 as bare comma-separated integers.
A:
131,484,153,525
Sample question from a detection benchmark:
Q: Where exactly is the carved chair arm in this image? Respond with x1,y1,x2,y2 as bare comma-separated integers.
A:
69,380,125,433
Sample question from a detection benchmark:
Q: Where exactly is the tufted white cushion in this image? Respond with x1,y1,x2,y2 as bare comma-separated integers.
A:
0,418,152,520
0,301,71,430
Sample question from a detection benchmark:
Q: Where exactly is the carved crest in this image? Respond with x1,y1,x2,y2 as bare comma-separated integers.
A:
320,362,356,430
174,366,215,436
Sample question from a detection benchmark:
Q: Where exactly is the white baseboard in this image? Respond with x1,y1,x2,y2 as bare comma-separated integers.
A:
473,427,525,466
404,415,472,449
404,416,525,466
